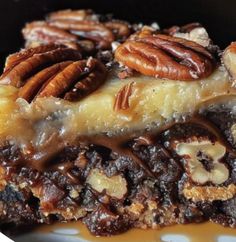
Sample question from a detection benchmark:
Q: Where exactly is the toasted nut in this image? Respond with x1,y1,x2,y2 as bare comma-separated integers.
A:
22,21,78,47
164,23,211,47
0,45,107,102
63,58,107,101
48,9,96,21
4,44,60,73
223,42,236,80
113,82,135,111
18,61,72,102
183,183,236,202
175,139,228,185
0,47,82,87
165,23,202,35
86,168,127,199
115,33,215,80
105,21,131,40
0,166,6,191
49,19,114,49
173,27,211,48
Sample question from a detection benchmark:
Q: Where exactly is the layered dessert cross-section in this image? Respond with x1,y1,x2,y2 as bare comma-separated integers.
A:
0,9,236,236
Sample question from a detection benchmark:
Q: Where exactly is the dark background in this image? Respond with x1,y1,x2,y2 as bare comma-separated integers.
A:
0,0,236,68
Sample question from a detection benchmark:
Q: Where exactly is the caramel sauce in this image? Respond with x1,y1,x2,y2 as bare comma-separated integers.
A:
35,221,236,242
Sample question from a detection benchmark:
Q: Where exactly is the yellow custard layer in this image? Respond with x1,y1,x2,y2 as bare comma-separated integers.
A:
0,66,235,149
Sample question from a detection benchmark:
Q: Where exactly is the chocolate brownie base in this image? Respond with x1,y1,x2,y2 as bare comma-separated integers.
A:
0,116,236,236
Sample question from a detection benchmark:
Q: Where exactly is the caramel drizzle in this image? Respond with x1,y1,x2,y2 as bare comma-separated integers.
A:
2,116,236,184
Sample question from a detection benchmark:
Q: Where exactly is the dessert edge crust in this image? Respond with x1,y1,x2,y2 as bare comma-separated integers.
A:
0,9,236,236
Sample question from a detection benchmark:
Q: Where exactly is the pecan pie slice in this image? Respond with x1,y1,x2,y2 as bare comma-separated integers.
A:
0,10,236,237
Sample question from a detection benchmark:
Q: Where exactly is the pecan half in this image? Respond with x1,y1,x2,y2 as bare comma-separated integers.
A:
63,58,107,101
22,21,96,53
0,46,107,102
22,21,78,48
114,82,134,111
49,19,114,49
105,21,131,40
22,9,132,53
115,33,215,80
4,44,60,73
47,9,97,21
0,46,82,87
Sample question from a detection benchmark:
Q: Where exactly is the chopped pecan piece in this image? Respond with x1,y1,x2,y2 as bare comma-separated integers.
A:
164,23,212,48
113,82,134,111
115,33,215,80
0,45,107,102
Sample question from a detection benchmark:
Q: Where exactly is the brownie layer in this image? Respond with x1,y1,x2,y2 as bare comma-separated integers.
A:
0,110,236,235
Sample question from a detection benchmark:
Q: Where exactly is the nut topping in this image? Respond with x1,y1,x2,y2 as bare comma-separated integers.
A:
22,9,131,53
0,45,107,102
105,21,131,41
4,44,60,73
113,82,134,111
183,183,236,202
22,21,80,50
49,19,114,49
47,9,97,21
115,33,215,80
0,46,82,87
165,23,211,48
175,139,228,185
223,42,236,80
86,168,127,199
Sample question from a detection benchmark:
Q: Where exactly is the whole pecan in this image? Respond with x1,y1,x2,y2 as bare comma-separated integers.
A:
22,21,79,50
22,9,131,53
0,45,107,102
47,9,97,21
164,22,202,36
48,19,114,49
22,21,96,53
0,46,82,87
115,33,215,80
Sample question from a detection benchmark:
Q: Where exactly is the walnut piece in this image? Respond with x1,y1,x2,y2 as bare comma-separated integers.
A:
175,139,228,185
115,32,215,80
86,168,127,199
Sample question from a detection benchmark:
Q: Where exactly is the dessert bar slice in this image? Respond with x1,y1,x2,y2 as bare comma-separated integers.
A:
0,9,236,236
